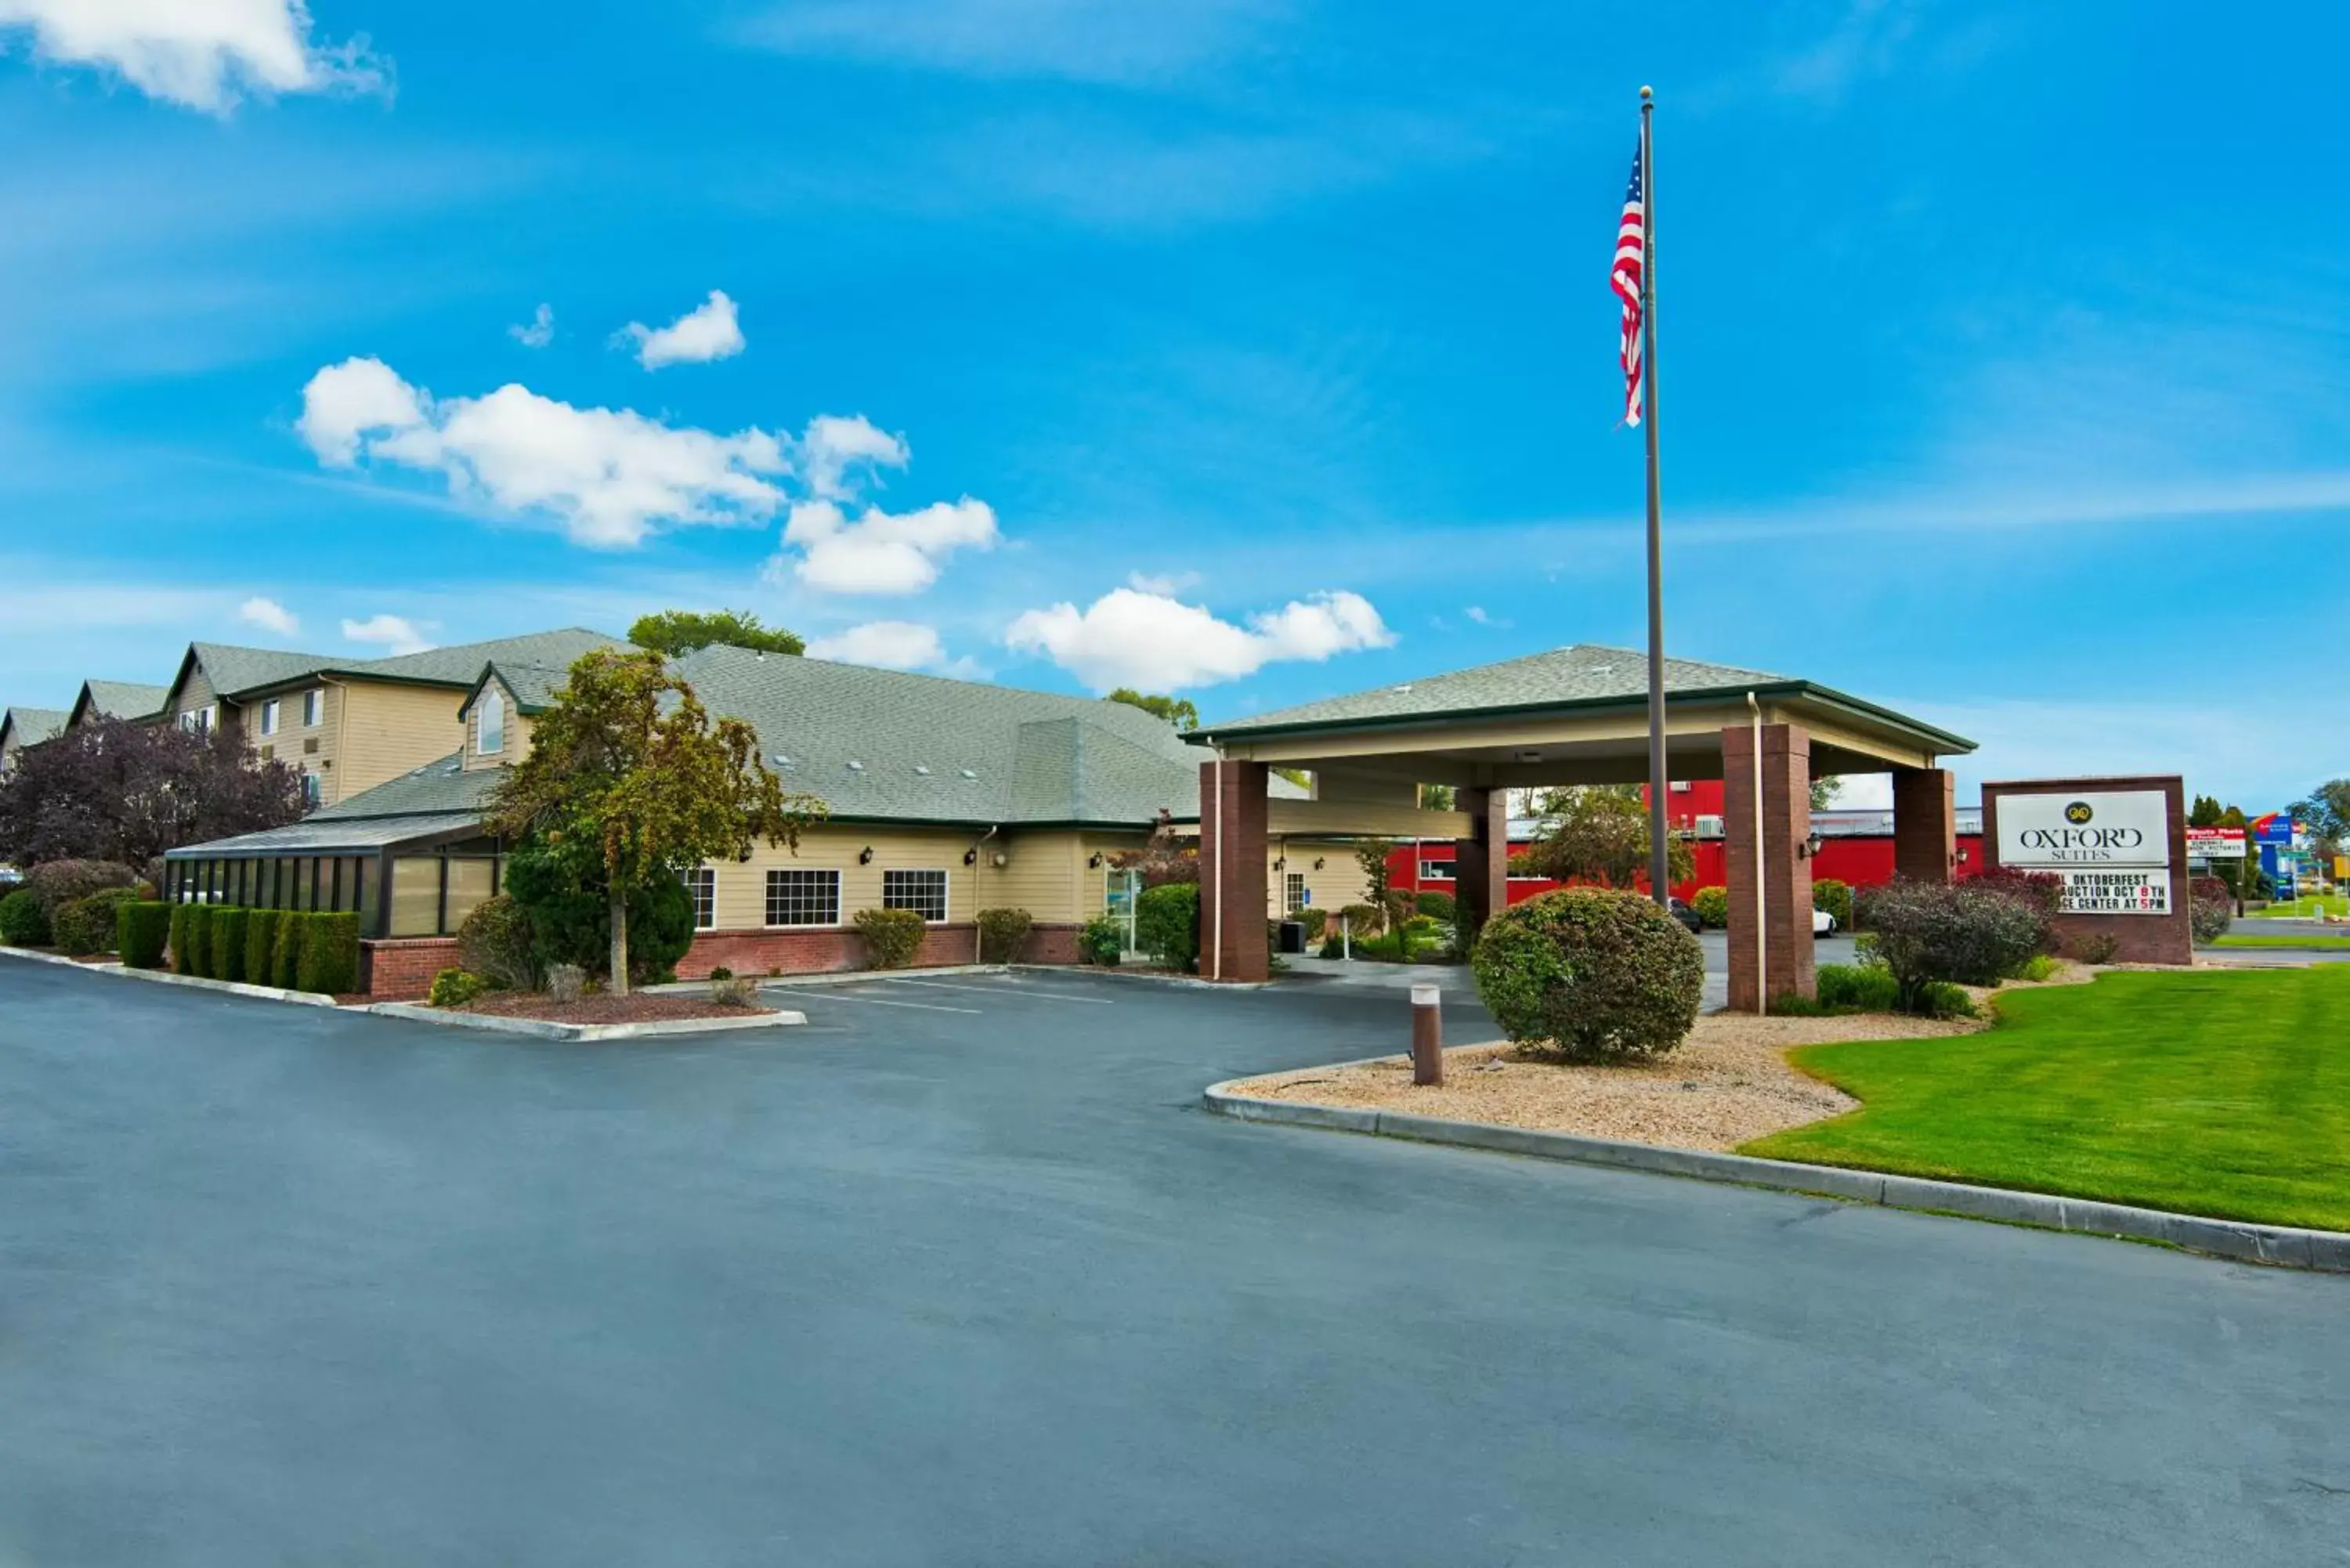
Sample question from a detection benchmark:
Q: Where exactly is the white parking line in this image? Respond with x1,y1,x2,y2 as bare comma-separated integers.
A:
781,989,982,1014
878,978,1114,1004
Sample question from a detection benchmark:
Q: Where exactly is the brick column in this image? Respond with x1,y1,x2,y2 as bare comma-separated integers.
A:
1198,759,1269,981
1453,786,1509,944
1892,766,1958,883
1721,722,1816,1010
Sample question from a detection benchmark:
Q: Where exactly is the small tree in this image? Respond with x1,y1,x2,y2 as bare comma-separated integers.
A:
1112,816,1198,889
1105,688,1199,732
2288,779,2350,864
1517,786,1694,891
486,649,825,995
1352,836,1408,929
628,608,804,658
0,717,303,869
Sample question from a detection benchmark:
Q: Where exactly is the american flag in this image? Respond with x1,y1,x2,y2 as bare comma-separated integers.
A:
1611,143,1647,426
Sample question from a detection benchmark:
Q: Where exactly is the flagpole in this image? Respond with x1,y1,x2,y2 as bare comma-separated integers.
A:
1640,85,1670,909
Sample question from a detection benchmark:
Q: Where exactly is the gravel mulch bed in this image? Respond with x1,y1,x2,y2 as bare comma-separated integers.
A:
457,992,772,1025
1225,1010,1989,1152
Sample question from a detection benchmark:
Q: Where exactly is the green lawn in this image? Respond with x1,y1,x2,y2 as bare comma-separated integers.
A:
2210,933,2350,948
2250,894,2348,919
1741,968,2350,1232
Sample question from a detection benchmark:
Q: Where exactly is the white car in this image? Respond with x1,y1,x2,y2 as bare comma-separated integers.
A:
1813,907,1840,935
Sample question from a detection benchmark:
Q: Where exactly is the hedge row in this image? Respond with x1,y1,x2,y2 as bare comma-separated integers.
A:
165,905,360,995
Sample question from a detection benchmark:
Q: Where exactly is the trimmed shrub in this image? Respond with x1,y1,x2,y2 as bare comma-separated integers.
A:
1816,962,1900,1012
52,888,139,956
428,968,489,1008
1689,886,1729,929
1134,882,1201,972
180,905,215,977
709,974,760,1007
271,910,301,988
244,909,280,987
0,887,52,946
456,894,538,992
2189,875,2232,944
168,903,191,970
295,912,361,995
1336,901,1386,937
1469,887,1705,1063
1856,878,2044,1009
1412,890,1457,923
853,906,926,970
25,859,138,916
977,907,1034,964
207,907,250,980
1079,913,1124,966
118,901,172,969
2014,952,2059,982
1292,907,1329,940
2072,931,2120,966
502,845,694,984
708,965,735,980
1915,980,1977,1020
1811,878,1853,932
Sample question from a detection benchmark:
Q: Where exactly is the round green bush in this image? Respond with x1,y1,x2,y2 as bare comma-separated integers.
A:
0,887,52,946
457,894,539,992
852,906,926,970
1688,886,1729,929
52,888,139,956
1078,913,1123,966
25,859,138,916
1134,882,1200,971
1470,887,1705,1062
428,968,490,1008
1810,878,1853,931
1816,962,1899,1012
977,906,1034,964
1412,890,1457,923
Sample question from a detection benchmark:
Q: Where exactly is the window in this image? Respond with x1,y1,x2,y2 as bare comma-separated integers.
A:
1669,779,1693,793
1284,872,1307,914
389,857,440,936
682,866,716,930
881,868,949,923
303,688,323,728
300,771,322,808
446,858,495,931
478,688,505,755
1420,860,1455,881
259,699,280,736
766,868,841,927
179,705,215,736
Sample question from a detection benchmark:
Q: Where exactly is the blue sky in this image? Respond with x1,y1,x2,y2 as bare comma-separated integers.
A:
2,1,2345,810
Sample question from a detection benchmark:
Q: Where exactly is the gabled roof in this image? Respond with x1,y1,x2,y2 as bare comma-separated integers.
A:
168,628,627,709
68,679,171,727
1196,642,1976,753
673,644,1303,826
1,706,68,750
457,660,574,721
311,753,505,821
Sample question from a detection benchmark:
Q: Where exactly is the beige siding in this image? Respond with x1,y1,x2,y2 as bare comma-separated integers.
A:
462,679,534,771
1267,837,1372,916
334,681,469,800
700,825,1160,930
172,664,226,735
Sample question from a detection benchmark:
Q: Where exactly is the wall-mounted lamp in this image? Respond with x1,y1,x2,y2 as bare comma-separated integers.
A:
1087,852,1104,869
1314,857,1325,870
964,847,978,865
1799,833,1823,860
859,846,874,865
1273,856,1285,870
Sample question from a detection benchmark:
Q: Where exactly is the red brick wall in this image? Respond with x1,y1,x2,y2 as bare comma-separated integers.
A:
1983,775,2192,965
675,922,1083,980
362,937,461,1000
1723,721,1817,1009
1198,759,1270,982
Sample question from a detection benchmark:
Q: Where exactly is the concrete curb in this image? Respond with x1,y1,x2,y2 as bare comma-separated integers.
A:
365,1002,808,1042
2,947,342,1007
1029,963,1278,992
1202,1079,2350,1274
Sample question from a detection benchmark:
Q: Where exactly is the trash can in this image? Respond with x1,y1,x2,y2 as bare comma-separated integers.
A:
1278,919,1306,955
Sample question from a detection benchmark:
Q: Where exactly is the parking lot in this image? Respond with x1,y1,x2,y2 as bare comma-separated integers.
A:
2,955,2343,1566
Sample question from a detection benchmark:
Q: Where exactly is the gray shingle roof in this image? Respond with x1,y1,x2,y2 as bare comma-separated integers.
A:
187,628,626,703
162,811,490,858
79,680,171,721
2,706,67,746
184,642,344,699
465,660,574,716
311,754,504,820
674,645,1293,825
1203,644,1795,737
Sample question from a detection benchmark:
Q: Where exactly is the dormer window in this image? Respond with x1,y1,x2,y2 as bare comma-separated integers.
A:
479,688,506,755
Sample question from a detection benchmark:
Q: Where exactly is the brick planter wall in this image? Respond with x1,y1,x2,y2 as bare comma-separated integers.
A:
362,937,462,1000
678,922,1083,979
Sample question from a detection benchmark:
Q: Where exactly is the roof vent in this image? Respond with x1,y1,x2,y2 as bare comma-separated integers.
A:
913,764,931,775
846,760,864,771
772,753,794,768
959,768,978,780
1392,684,1413,694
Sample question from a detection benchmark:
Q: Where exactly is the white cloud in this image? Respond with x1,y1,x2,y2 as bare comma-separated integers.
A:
297,356,791,549
237,595,299,637
508,303,554,349
0,0,388,114
1126,568,1201,596
341,612,432,656
799,413,908,500
1004,587,1393,692
616,289,745,370
1464,605,1490,624
807,620,947,670
779,497,998,594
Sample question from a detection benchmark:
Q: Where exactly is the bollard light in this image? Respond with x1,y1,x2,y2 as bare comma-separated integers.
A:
1409,983,1444,1087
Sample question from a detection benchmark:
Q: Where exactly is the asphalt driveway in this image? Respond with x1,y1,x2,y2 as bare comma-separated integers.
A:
1,957,2342,1566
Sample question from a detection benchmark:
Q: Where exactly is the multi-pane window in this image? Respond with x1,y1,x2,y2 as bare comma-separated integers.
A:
302,688,324,727
682,866,717,930
1420,860,1455,881
259,699,280,736
881,868,949,923
1284,872,1307,913
765,869,841,927
300,771,322,808
179,705,215,736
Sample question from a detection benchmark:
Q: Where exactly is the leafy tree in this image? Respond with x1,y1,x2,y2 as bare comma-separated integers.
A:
2189,793,2225,828
627,609,804,658
1810,777,1839,812
1106,688,1199,731
486,649,825,995
1110,816,1198,889
1417,783,1455,811
1515,785,1694,892
1352,836,1407,928
2288,779,2350,862
0,716,304,869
